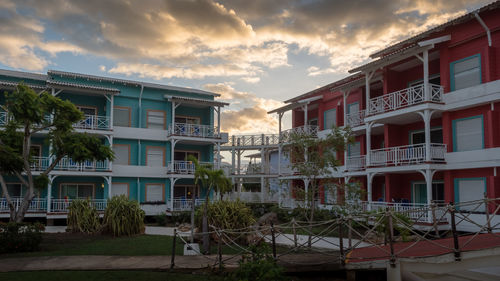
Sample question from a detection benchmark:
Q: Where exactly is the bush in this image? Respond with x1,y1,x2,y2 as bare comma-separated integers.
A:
154,213,168,226
0,222,44,253
67,199,101,234
171,211,191,225
103,195,145,236
227,244,286,281
246,203,277,218
195,200,255,231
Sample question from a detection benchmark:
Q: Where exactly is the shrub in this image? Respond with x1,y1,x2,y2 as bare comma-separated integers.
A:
246,203,277,218
67,199,101,234
155,213,168,226
227,244,286,281
195,200,255,231
103,195,145,236
0,222,44,253
171,211,191,225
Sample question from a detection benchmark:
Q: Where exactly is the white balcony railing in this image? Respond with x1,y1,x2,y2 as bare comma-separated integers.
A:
346,155,366,171
55,157,110,172
224,134,280,147
168,198,205,211
280,125,319,143
31,156,50,171
360,201,444,222
370,143,446,167
368,83,443,115
169,123,219,138
73,115,111,130
167,160,214,174
50,198,107,213
0,111,7,126
346,110,366,127
0,197,47,212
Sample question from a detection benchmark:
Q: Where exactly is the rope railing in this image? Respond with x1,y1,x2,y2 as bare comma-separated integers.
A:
168,197,500,270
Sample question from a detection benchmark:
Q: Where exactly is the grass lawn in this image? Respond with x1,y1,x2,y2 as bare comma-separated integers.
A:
0,233,293,258
0,271,224,281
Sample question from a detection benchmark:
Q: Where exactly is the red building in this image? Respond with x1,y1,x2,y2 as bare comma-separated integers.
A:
270,1,500,225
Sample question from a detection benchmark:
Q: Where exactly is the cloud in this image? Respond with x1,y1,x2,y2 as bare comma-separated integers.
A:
203,82,284,134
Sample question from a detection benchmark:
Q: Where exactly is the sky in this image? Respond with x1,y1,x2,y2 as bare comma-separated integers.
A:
0,0,494,136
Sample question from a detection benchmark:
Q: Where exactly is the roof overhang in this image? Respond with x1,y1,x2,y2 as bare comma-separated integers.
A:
268,95,322,114
349,44,434,74
47,80,120,96
0,80,47,91
164,95,229,107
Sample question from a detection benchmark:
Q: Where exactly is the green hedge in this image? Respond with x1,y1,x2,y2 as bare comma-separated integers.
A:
0,222,44,253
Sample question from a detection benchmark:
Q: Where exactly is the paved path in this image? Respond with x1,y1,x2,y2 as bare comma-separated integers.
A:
0,254,341,273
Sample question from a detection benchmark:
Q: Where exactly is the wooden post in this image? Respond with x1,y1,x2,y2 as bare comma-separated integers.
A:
171,229,177,269
449,202,461,261
348,215,352,249
271,222,277,260
218,231,223,270
431,202,439,238
484,193,492,233
338,217,345,266
387,209,396,267
292,218,298,250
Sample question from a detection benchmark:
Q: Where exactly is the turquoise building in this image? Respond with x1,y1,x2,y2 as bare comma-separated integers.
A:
0,69,228,219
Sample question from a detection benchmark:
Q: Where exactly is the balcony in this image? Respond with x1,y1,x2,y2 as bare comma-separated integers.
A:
346,155,366,171
346,110,366,127
368,83,443,116
225,133,280,147
370,143,446,167
73,115,111,130
0,197,47,213
51,198,107,213
280,125,319,143
167,198,205,211
55,157,110,172
169,123,219,139
356,201,445,223
167,160,214,174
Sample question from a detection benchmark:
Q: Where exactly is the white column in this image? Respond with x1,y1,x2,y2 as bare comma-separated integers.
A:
171,101,176,132
260,176,265,203
365,72,372,114
278,145,282,175
423,50,430,101
367,173,373,211
343,90,348,127
217,106,221,136
110,94,114,130
170,179,175,211
108,135,113,171
107,176,112,199
231,146,235,174
425,169,433,223
278,112,283,137
260,149,265,173
216,143,221,169
366,122,372,166
170,140,176,173
237,150,241,175
46,177,52,213
424,109,431,162
304,104,309,125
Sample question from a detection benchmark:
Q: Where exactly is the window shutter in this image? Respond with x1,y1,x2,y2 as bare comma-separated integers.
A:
113,108,130,127
453,56,481,90
324,109,336,130
347,103,359,114
457,179,485,212
148,111,165,129
113,145,130,165
146,184,163,202
111,183,128,197
455,117,483,151
147,147,164,166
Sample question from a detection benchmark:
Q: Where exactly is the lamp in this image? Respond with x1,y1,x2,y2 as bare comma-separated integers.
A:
101,183,105,189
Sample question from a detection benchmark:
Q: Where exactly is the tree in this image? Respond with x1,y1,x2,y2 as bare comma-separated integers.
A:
189,155,232,253
0,84,114,222
287,125,353,246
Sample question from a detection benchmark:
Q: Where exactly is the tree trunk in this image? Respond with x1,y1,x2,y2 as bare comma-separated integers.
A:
202,187,211,254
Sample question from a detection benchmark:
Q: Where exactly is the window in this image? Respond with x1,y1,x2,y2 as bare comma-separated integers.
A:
60,184,94,199
453,116,483,152
308,118,318,126
77,106,97,116
324,109,336,130
3,183,23,197
111,183,129,197
147,110,165,130
146,147,164,166
113,106,131,127
348,141,361,157
146,184,164,202
347,103,359,114
174,185,197,198
451,54,481,91
455,178,486,212
113,144,130,165
410,128,443,144
174,151,200,161
175,116,200,124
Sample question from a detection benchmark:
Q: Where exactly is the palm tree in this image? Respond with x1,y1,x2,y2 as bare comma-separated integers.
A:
189,155,232,253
